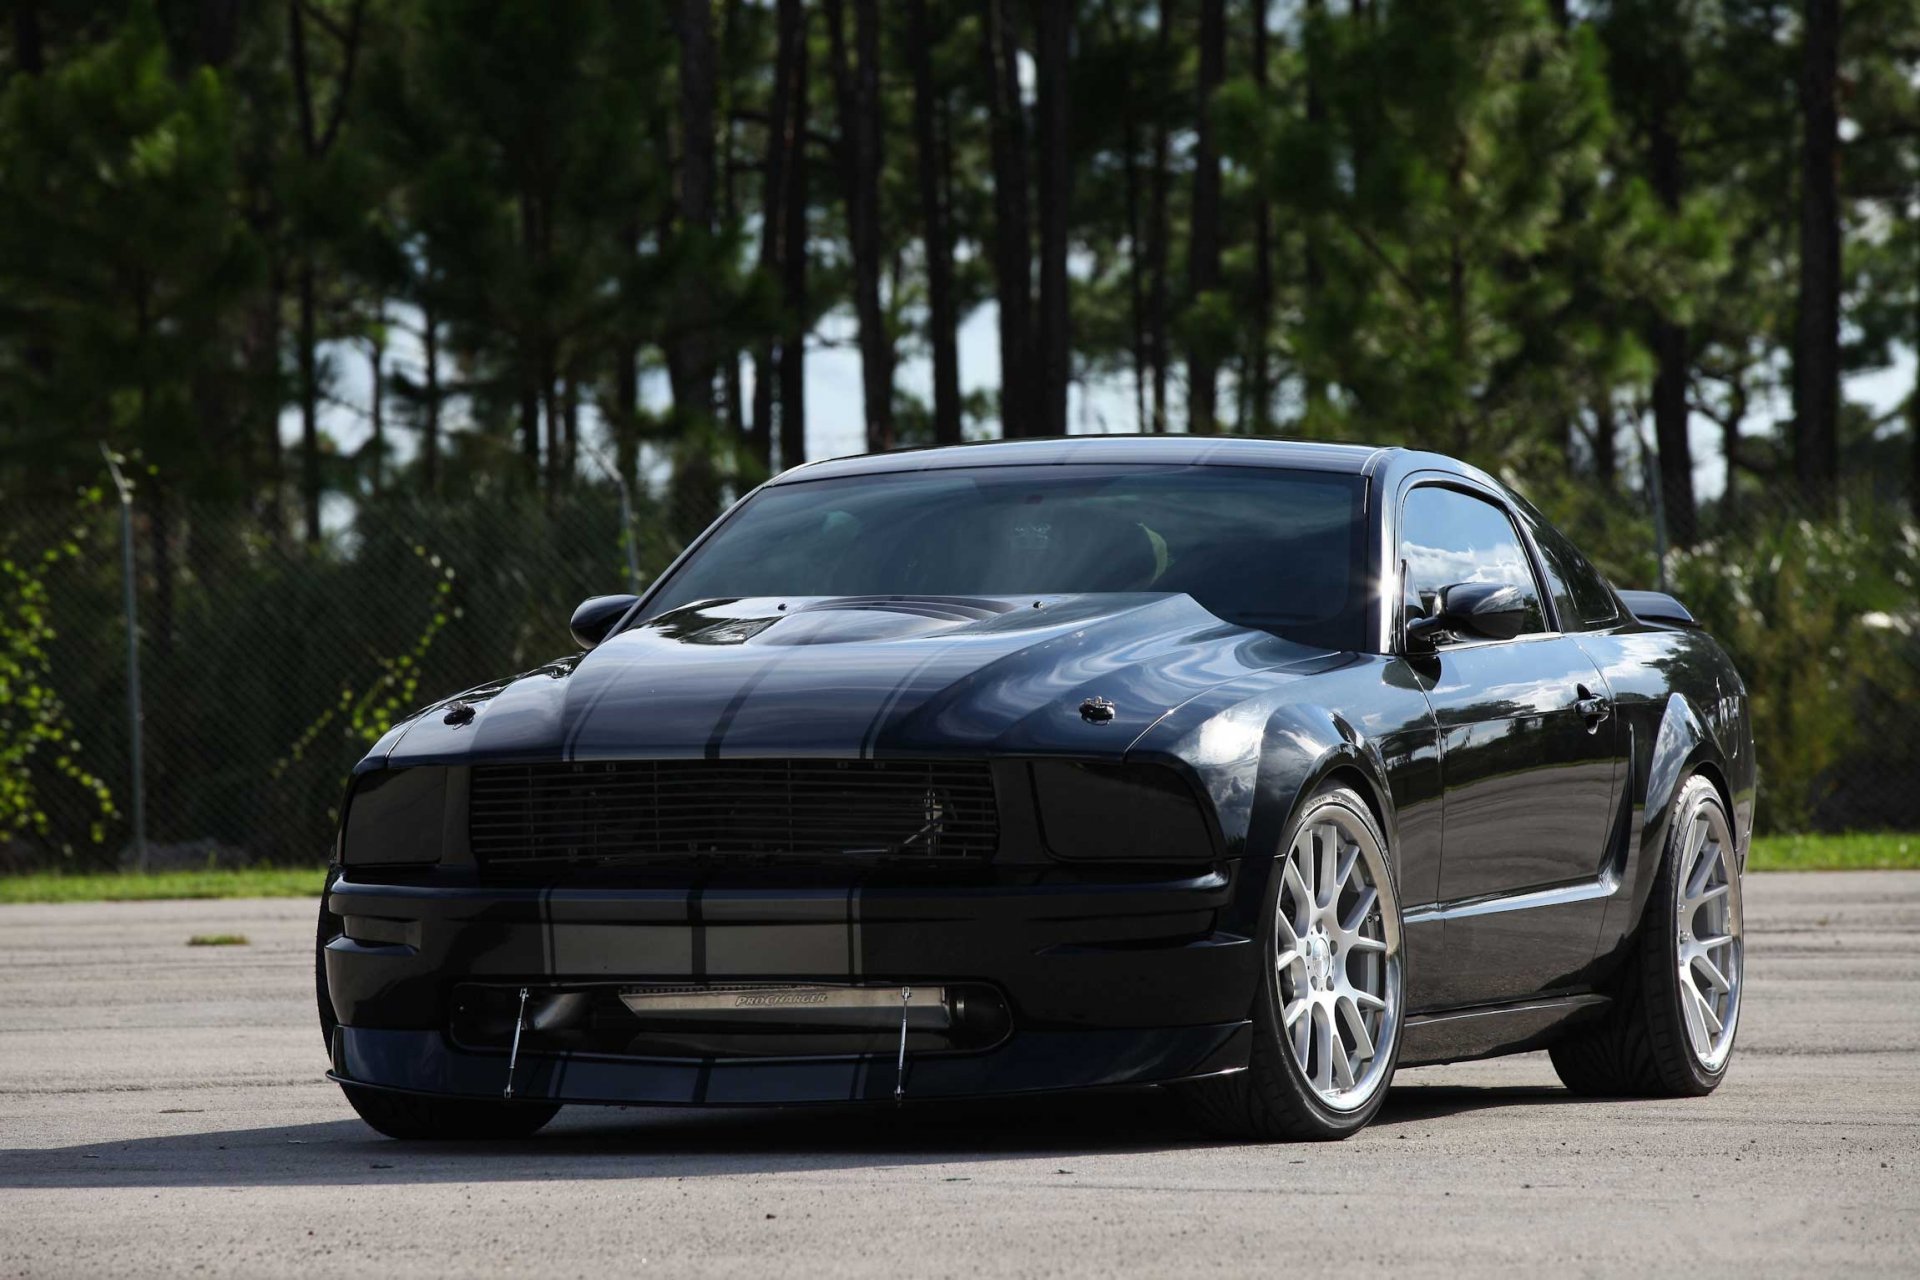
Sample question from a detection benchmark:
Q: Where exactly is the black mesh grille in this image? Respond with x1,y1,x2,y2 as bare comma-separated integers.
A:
469,759,998,869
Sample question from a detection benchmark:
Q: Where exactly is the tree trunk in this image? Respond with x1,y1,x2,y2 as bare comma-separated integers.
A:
296,261,321,542
13,0,44,73
909,0,963,445
1034,0,1072,437
981,0,1035,438
1115,3,1148,433
366,330,384,497
1793,0,1842,510
1649,92,1695,545
1147,1,1173,432
1248,0,1273,434
1187,0,1224,434
421,295,441,497
670,0,719,427
752,2,806,472
1591,398,1617,491
826,0,894,452
779,3,811,470
1303,0,1327,416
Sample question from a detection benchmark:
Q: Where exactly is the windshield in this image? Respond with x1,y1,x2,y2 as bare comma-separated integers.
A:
642,463,1369,650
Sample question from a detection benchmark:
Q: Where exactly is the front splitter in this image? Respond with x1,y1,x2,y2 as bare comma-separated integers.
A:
329,1021,1250,1107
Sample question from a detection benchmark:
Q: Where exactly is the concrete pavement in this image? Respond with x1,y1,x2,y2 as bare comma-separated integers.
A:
2,872,1916,1277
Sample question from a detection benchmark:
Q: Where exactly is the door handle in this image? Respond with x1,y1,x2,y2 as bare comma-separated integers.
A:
1574,684,1611,730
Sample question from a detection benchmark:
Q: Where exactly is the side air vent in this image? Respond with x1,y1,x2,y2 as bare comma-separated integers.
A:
469,759,998,870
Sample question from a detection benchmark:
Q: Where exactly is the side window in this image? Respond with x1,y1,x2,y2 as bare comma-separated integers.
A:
1398,486,1547,640
1524,515,1621,628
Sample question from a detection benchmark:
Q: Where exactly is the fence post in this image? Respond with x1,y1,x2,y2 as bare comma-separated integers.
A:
100,445,148,872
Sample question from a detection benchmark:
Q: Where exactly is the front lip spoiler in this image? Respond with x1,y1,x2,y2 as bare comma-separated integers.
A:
326,1021,1251,1108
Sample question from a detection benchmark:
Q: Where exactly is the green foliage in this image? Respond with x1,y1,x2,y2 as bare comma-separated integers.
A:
1668,506,1920,833
0,500,117,852
276,544,458,775
0,867,323,903
1749,831,1920,872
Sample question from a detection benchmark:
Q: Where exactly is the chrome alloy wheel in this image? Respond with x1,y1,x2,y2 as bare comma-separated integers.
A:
1274,807,1402,1111
1674,795,1743,1072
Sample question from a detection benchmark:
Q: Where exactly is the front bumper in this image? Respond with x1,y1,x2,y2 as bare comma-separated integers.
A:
324,868,1257,1106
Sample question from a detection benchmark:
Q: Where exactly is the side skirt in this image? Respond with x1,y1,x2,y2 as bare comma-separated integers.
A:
1397,993,1609,1068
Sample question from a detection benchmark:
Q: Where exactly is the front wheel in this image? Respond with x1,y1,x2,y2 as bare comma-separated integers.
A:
1550,774,1745,1096
1177,783,1405,1141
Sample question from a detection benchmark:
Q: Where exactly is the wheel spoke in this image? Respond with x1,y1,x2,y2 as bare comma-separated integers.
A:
1679,971,1709,1054
1696,986,1725,1036
1688,882,1730,910
1347,934,1387,954
1337,995,1375,1061
1283,997,1310,1028
1341,886,1378,935
1694,954,1732,995
1276,948,1302,973
1292,1004,1313,1064
1282,860,1313,935
1335,841,1362,899
1317,831,1340,909
1683,822,1716,898
1350,989,1387,1012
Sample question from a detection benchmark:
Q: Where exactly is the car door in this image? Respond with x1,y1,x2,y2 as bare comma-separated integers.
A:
1395,480,1626,1007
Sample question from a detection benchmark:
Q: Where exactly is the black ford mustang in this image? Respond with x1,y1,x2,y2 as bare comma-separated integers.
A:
318,436,1754,1142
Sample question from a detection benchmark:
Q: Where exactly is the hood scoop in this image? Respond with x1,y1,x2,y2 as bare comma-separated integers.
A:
794,595,1023,624
754,596,1022,646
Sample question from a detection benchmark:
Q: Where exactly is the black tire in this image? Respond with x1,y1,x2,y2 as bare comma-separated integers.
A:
338,1083,561,1141
317,867,561,1141
1176,783,1405,1141
1550,775,1741,1097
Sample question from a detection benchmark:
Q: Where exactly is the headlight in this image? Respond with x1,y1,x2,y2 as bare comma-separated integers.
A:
341,767,450,866
1029,761,1216,863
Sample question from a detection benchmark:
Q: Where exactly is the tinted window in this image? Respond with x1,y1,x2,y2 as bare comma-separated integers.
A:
1518,507,1621,628
644,465,1370,650
1398,485,1546,639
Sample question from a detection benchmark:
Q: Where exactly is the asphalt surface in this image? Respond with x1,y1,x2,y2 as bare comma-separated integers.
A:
2,872,1916,1278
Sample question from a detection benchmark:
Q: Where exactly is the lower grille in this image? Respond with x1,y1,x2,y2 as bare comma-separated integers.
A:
469,759,998,869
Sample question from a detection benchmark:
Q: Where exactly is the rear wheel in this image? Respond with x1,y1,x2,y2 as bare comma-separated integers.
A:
1550,774,1744,1096
1178,783,1404,1141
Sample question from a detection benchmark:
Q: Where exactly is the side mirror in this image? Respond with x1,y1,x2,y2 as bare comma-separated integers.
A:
570,594,639,650
1406,581,1529,648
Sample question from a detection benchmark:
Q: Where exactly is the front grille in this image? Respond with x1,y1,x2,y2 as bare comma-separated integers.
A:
469,759,998,869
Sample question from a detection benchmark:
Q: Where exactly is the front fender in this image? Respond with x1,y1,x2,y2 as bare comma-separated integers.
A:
1129,684,1401,944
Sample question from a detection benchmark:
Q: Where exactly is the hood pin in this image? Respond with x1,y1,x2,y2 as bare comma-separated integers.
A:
1080,697,1116,724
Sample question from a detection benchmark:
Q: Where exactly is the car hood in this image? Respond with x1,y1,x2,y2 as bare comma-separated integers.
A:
373,593,1336,768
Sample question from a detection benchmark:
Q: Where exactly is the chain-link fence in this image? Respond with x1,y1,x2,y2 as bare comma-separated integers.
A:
1,483,704,871
3,468,1917,871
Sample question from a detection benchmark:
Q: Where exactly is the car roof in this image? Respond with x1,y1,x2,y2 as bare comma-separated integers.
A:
767,434,1407,485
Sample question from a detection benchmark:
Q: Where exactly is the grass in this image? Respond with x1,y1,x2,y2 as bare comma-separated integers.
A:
0,866,325,904
0,835,1914,904
186,933,250,946
1747,832,1920,872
